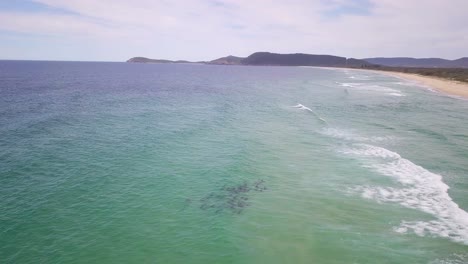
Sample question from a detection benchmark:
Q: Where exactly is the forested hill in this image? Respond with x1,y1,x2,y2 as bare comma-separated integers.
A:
127,52,372,67
240,52,371,67
363,57,468,68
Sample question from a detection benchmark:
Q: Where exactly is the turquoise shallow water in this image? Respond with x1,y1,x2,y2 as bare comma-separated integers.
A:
1,61,467,263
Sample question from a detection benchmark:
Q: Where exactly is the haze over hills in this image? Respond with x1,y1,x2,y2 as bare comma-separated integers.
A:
127,57,195,63
127,52,372,67
206,55,244,65
127,53,468,69
240,52,371,67
127,52,468,83
363,57,468,68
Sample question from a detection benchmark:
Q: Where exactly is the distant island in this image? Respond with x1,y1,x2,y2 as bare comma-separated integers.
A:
127,57,199,64
127,52,468,84
206,55,244,65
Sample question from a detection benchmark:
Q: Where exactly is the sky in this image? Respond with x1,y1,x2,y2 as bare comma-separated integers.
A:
0,0,467,61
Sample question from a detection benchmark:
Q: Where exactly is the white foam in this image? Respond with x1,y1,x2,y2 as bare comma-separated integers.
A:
387,92,406,97
338,82,361,88
322,128,394,143
429,254,468,264
349,75,371,80
342,144,401,159
344,144,468,245
353,84,400,93
292,103,312,112
395,81,416,86
292,104,327,123
337,82,405,96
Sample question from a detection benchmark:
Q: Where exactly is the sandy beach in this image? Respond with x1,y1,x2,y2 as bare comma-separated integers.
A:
369,70,468,99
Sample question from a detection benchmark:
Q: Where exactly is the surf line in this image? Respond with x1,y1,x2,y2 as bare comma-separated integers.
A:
292,103,328,124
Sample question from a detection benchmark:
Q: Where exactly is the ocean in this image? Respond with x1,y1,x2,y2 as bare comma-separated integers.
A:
1,61,467,263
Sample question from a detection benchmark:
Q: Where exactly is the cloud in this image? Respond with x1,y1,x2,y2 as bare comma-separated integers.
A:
0,0,467,61
321,0,374,17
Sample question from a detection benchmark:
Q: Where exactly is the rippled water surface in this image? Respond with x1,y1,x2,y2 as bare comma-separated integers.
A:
1,61,467,263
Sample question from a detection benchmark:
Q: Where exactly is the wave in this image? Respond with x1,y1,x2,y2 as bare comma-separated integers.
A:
292,103,312,111
321,128,394,143
430,253,468,264
349,75,371,80
336,83,406,97
337,82,360,88
341,69,387,81
387,92,405,97
343,144,468,245
292,103,327,124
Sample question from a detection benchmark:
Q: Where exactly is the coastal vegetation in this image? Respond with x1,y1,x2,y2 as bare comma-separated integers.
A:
363,57,468,68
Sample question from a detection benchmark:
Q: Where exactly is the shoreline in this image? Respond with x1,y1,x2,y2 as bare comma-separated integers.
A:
357,69,468,99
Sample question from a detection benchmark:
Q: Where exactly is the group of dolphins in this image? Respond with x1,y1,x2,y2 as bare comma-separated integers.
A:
186,102,327,215
192,179,268,215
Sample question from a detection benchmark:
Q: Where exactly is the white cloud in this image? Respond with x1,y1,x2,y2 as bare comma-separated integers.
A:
0,0,467,61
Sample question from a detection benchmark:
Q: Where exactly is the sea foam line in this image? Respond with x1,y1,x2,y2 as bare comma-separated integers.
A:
336,82,406,97
343,144,468,245
321,127,394,143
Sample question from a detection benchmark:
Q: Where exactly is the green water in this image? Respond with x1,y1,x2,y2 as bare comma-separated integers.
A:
0,62,467,263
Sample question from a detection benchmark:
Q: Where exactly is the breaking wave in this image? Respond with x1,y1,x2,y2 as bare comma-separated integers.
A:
322,127,395,143
292,103,327,124
343,144,468,245
336,82,406,97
